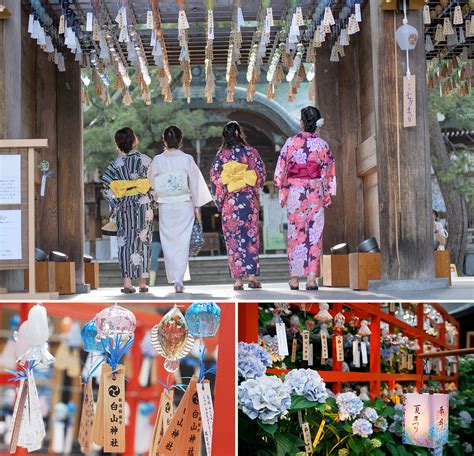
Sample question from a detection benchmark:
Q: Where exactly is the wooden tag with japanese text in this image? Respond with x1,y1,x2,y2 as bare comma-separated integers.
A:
403,75,417,127
9,379,28,454
157,376,202,455
92,366,105,446
103,364,126,453
78,381,95,453
150,389,174,455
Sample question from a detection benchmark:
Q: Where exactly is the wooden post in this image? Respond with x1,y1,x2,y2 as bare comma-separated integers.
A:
369,0,434,280
57,53,86,287
36,47,59,252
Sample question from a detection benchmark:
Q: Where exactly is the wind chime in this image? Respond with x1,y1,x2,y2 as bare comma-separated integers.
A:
8,304,55,453
177,0,192,100
149,303,221,456
226,0,245,102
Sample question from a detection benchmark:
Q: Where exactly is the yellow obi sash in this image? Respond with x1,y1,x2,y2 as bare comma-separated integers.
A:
221,161,257,192
109,178,151,198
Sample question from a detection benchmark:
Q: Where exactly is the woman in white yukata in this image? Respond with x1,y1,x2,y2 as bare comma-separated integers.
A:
148,126,212,293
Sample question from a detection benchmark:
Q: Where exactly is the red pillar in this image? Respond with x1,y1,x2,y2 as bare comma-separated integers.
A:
213,303,236,455
238,303,258,342
369,315,381,400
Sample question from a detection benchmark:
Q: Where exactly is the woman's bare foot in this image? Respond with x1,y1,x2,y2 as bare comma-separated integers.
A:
289,277,299,290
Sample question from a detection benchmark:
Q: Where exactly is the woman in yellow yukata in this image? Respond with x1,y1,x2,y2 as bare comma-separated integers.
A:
102,127,155,293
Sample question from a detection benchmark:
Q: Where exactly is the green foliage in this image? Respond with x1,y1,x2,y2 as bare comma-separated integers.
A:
429,90,474,212
239,365,474,456
82,68,221,173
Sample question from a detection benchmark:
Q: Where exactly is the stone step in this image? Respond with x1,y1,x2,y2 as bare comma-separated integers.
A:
98,256,290,286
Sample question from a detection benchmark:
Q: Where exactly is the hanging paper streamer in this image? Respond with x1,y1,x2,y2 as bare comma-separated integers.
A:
302,330,310,361
151,305,195,372
320,324,329,365
353,338,360,368
185,302,221,337
197,379,214,455
157,376,202,455
139,331,156,387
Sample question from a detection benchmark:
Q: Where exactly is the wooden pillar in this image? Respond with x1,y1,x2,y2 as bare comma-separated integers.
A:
57,53,86,286
316,43,363,253
238,303,259,342
36,48,59,252
369,0,434,280
316,46,344,252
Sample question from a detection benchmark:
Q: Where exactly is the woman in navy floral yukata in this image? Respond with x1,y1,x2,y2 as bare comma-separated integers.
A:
210,121,266,290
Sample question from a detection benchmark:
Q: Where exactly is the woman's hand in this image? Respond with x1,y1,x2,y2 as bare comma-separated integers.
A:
194,207,202,222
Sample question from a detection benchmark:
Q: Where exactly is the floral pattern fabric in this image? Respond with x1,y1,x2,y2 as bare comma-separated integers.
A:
102,150,154,279
210,145,266,278
274,132,336,277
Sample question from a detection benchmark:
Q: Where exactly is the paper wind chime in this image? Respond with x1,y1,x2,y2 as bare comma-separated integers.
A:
91,304,136,453
8,304,55,453
177,0,192,99
289,314,300,363
150,303,220,456
78,319,106,453
315,303,332,366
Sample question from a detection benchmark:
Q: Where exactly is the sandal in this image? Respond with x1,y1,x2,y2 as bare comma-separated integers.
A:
174,283,184,293
289,280,299,290
121,287,136,294
248,280,262,289
139,287,149,293
306,284,319,291
233,283,244,291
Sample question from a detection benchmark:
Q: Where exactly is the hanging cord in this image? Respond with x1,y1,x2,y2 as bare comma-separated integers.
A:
402,0,411,78
393,11,401,277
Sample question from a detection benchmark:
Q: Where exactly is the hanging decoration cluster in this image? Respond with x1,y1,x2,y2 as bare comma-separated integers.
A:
26,0,368,105
424,1,473,97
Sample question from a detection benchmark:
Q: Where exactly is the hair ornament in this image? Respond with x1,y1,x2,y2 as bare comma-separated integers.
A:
316,118,325,128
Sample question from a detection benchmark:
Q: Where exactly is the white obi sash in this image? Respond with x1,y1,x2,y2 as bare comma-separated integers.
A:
154,170,191,203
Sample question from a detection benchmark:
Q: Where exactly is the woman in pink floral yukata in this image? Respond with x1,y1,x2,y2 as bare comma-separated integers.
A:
274,106,336,290
210,121,266,290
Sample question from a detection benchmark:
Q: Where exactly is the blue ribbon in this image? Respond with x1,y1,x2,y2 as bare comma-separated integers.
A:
81,352,105,384
5,360,49,382
198,347,217,383
101,334,135,372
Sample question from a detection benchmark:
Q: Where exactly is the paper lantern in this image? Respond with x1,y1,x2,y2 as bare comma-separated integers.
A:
185,302,221,338
403,393,449,449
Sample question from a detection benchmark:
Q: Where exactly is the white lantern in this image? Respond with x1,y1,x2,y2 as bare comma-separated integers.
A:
403,393,449,449
396,23,419,51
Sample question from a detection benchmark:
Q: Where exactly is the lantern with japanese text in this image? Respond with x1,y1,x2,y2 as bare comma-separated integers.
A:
402,393,449,449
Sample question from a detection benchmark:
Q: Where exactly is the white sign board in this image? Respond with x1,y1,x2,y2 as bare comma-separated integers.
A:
0,155,21,204
0,210,22,260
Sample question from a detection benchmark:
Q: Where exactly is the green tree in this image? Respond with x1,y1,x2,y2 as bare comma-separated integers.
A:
83,68,221,173
429,90,474,274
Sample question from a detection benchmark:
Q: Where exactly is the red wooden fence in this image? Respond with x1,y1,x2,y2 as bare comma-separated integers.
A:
239,303,459,399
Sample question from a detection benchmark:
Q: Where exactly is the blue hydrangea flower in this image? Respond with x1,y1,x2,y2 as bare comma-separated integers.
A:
238,342,272,379
362,407,379,422
374,416,388,431
336,392,364,421
283,369,329,403
238,375,291,424
460,410,472,425
463,442,473,453
394,404,403,412
352,418,373,437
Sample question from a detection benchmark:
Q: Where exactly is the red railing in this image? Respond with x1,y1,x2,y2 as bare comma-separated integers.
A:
238,303,459,399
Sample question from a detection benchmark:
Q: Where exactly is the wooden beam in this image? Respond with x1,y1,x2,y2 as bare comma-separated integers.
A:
56,53,85,286
0,139,48,148
356,135,377,177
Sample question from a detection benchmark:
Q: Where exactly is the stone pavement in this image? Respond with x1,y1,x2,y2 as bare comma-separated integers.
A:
60,277,474,302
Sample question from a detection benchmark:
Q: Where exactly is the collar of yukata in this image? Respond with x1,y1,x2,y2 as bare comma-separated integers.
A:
299,131,319,139
127,149,140,155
